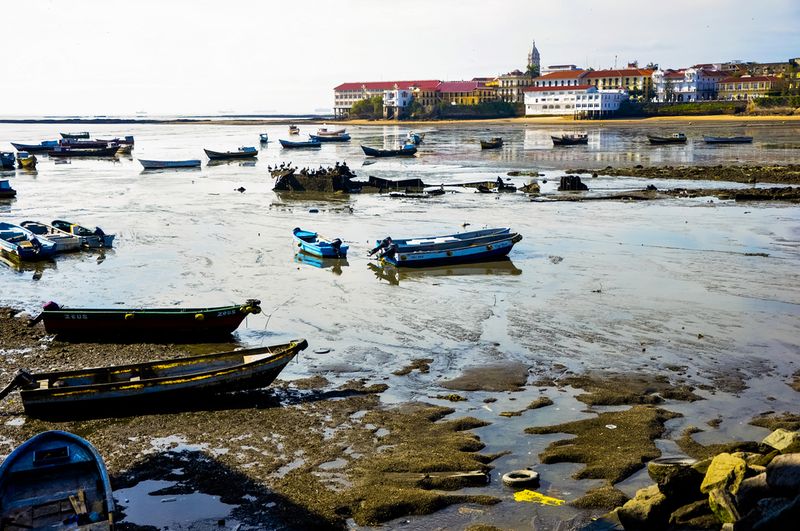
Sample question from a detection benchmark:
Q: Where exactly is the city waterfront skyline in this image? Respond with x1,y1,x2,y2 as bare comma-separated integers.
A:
3,0,799,115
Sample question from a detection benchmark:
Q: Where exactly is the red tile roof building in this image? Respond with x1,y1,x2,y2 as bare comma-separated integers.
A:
583,68,654,95
652,68,725,102
333,80,441,117
717,75,782,100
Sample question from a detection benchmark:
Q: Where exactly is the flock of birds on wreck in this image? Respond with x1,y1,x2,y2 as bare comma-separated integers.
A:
0,122,767,528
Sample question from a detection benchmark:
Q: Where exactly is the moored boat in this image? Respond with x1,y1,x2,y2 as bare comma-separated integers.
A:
0,152,15,169
480,137,503,149
289,125,300,135
96,135,134,145
260,133,269,143
647,133,687,144
372,229,522,267
369,228,512,254
293,227,348,258
48,145,120,157
60,139,116,149
316,127,346,136
16,152,37,169
51,219,115,248
0,222,57,261
703,135,753,144
139,159,202,170
361,144,417,157
32,299,263,341
0,180,16,198
0,430,115,527
407,132,424,145
204,146,258,160
60,131,90,139
0,339,307,418
10,140,59,153
309,132,351,142
280,139,322,149
20,221,81,253
552,134,588,146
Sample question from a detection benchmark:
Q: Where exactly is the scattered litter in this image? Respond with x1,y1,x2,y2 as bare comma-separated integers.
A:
605,424,617,430
309,208,319,213
314,348,331,354
161,497,177,503
513,489,565,506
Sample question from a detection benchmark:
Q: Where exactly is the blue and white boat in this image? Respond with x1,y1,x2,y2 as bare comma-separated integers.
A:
370,227,521,267
0,152,15,170
139,159,202,170
280,139,322,149
10,140,59,153
0,180,16,198
0,222,57,260
293,227,348,258
0,430,115,529
309,133,351,142
260,133,269,143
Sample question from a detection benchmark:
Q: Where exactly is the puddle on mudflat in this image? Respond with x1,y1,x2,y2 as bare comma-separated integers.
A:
114,479,238,529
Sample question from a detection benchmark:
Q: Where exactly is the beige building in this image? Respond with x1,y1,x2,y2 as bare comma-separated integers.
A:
717,75,781,100
497,70,534,103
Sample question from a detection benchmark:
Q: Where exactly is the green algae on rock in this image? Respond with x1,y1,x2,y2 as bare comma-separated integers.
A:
440,362,529,392
393,358,434,376
525,405,682,483
558,372,702,406
570,484,630,510
750,412,800,432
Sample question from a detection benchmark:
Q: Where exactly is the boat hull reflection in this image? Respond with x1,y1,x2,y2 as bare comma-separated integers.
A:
369,258,521,285
294,251,349,274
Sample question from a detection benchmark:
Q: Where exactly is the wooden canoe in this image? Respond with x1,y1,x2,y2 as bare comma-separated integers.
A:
361,145,417,157
0,430,115,528
34,299,262,341
2,339,307,418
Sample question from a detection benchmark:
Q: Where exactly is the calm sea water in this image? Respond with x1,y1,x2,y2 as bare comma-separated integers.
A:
1,122,799,528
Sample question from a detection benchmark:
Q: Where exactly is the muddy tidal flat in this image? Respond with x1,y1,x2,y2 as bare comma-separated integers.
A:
1,122,799,530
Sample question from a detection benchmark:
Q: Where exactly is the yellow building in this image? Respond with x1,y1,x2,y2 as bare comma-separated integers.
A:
718,75,781,100
437,81,498,105
583,68,654,96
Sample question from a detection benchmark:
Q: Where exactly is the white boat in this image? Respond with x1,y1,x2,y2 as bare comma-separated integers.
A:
19,221,82,253
139,159,202,170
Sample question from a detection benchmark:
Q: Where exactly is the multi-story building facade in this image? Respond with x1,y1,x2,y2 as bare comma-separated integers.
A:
717,75,781,100
651,68,726,102
523,85,628,117
333,80,441,118
497,70,534,103
583,68,654,97
437,81,497,106
531,69,587,88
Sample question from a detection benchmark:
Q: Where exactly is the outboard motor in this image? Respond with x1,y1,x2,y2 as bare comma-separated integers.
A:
368,236,392,256
381,243,398,261
93,226,105,237
331,238,343,257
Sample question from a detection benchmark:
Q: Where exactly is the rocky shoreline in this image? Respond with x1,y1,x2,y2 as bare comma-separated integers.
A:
567,165,800,185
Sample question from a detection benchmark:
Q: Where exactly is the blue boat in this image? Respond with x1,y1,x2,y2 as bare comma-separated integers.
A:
0,180,16,198
309,133,351,142
280,139,322,149
0,430,115,529
260,133,269,143
10,140,59,153
293,227,348,258
0,152,15,170
407,132,424,145
0,222,57,261
370,228,521,267
139,159,202,170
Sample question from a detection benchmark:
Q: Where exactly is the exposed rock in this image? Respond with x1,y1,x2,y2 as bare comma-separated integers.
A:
736,472,773,512
700,453,746,494
570,484,629,510
766,453,800,492
762,429,800,453
616,484,668,530
740,495,800,530
669,498,717,528
647,456,703,502
440,363,529,392
708,486,741,523
751,412,800,432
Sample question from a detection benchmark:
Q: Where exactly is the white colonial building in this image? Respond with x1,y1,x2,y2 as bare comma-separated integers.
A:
524,85,628,117
651,68,726,102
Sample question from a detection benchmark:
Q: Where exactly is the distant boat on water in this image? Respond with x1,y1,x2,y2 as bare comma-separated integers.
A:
309,132,351,142
647,133,687,144
139,159,201,170
552,134,588,146
703,135,753,144
10,140,59,153
480,137,503,149
48,145,120,157
204,146,258,160
361,144,417,157
280,139,321,149
59,132,90,139
0,180,16,198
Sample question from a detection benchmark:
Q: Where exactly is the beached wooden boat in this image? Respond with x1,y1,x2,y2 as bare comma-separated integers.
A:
60,132,90,139
0,152,15,169
480,137,503,149
139,159,201,170
293,227,348,258
0,430,115,528
16,152,37,169
373,230,522,267
552,134,588,146
20,221,81,253
703,135,753,144
280,139,321,149
316,127,346,136
0,222,57,261
289,125,300,135
96,135,134,145
0,180,17,198
0,340,307,418
50,220,115,248
10,140,59,153
33,299,263,341
309,132,351,142
361,145,417,157
204,147,258,160
647,133,687,144
48,145,120,157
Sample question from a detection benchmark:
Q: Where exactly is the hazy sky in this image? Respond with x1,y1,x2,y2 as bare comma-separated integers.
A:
3,0,798,115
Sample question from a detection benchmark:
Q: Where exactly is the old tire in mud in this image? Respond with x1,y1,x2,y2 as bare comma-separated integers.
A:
502,469,539,488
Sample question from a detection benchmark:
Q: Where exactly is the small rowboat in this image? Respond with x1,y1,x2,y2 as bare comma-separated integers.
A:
703,135,753,144
0,152,15,169
139,159,201,170
0,431,115,527
280,139,321,149
51,220,115,248
361,144,417,157
369,228,511,255
0,179,17,199
309,133,351,142
316,127,346,136
20,221,81,253
59,139,115,149
32,299,262,341
374,230,522,267
60,131,90,139
0,339,307,418
552,134,588,146
204,146,258,160
647,133,687,144
96,135,134,145
16,152,38,169
48,145,120,157
480,137,503,149
289,125,300,135
10,140,59,153
0,222,57,261
293,227,348,258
